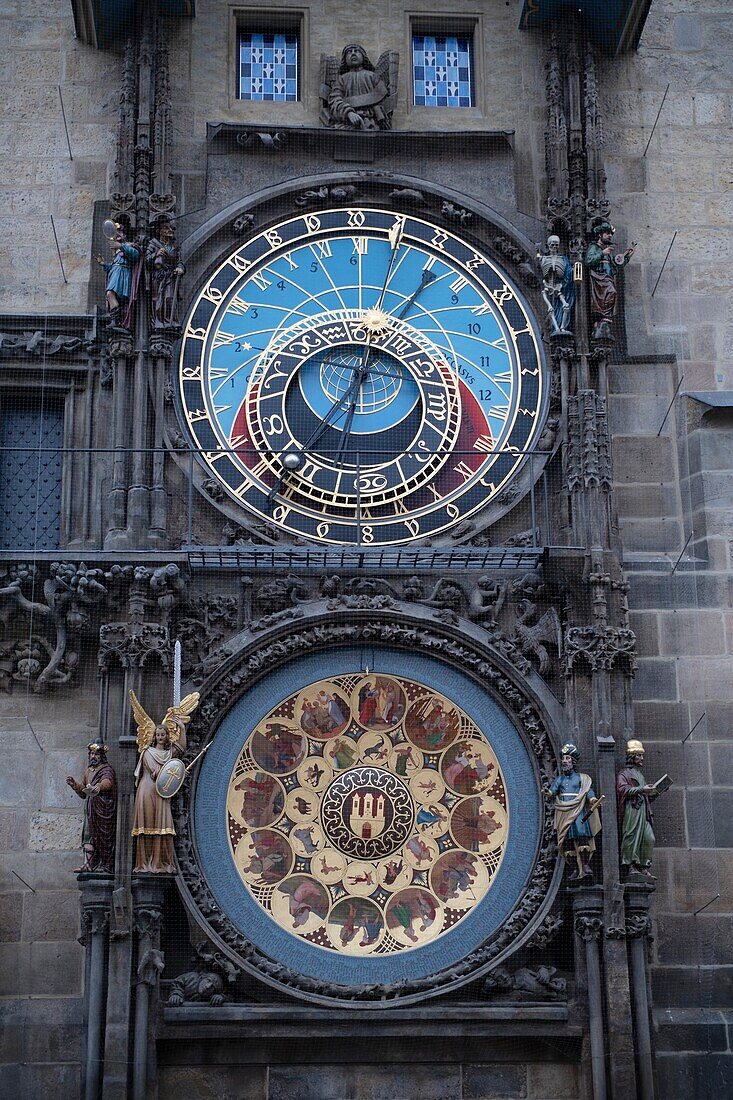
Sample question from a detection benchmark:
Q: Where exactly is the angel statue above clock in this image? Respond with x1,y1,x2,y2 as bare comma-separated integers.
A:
129,690,200,873
178,196,548,547
320,44,398,130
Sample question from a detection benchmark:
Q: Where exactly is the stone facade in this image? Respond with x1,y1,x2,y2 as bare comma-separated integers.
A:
0,2,732,1099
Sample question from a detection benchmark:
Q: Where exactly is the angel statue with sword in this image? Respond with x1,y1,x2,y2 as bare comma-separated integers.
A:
129,690,200,873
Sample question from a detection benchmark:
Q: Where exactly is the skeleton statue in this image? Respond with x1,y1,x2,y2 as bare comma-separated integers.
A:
320,44,399,131
536,235,575,336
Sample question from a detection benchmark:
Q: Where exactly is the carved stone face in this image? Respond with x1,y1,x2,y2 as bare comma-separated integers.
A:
88,748,102,768
561,753,575,774
629,751,644,767
345,46,365,69
197,976,216,999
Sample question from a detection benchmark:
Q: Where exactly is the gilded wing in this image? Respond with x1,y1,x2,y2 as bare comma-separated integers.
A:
129,689,156,753
162,691,200,742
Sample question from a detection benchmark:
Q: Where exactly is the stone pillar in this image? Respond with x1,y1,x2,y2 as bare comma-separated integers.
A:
132,877,166,1100
79,874,113,1100
99,592,171,1099
149,336,173,541
573,887,606,1100
106,336,134,543
626,883,656,1100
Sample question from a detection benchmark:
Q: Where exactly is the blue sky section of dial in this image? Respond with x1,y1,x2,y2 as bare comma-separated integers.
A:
207,232,516,449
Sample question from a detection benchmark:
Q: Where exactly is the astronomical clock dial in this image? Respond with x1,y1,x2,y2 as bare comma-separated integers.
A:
178,207,547,544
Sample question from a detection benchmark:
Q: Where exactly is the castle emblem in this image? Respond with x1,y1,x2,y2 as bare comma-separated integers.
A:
347,789,387,839
321,766,414,859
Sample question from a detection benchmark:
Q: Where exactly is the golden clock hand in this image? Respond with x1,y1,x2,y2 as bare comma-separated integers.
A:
374,218,405,312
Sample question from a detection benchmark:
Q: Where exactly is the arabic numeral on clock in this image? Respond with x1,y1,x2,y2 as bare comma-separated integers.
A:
480,356,491,368
468,322,482,335
480,389,493,401
404,519,420,537
360,525,374,544
317,521,330,538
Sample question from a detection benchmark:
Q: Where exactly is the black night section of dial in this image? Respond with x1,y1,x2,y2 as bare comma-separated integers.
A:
282,363,422,469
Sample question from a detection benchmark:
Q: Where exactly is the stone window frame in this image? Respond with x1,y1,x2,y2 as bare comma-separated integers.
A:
405,10,485,121
228,4,309,116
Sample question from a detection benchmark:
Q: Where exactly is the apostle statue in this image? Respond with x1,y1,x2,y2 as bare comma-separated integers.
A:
537,235,575,336
616,738,670,880
96,221,141,330
585,218,636,341
66,741,117,873
129,690,200,873
145,216,185,329
548,742,602,880
320,45,398,131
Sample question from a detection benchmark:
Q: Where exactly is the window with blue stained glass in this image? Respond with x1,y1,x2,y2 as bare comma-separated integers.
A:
412,33,473,108
238,31,299,101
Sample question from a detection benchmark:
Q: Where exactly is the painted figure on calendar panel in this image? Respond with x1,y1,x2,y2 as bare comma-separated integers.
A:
225,673,509,956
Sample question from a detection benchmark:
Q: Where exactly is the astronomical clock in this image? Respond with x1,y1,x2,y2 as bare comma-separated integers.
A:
177,204,549,545
173,187,559,1005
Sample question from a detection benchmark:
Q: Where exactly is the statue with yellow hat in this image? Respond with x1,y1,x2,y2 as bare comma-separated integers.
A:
616,739,671,879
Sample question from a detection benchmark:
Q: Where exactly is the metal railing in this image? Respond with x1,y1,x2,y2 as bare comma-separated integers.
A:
0,443,556,562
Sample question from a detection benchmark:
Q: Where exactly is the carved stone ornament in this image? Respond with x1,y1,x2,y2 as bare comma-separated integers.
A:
566,390,612,493
564,625,637,676
574,914,603,941
167,943,240,1007
625,913,653,939
80,905,110,943
319,45,398,131
99,622,170,670
173,614,561,1005
0,562,113,693
481,963,567,1000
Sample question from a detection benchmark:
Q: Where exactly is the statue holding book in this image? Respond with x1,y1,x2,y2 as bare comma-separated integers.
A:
616,739,671,879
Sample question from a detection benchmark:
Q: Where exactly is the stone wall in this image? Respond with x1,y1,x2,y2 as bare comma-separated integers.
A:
158,1061,581,1099
0,0,118,315
0,693,98,1095
164,0,547,230
601,5,733,1095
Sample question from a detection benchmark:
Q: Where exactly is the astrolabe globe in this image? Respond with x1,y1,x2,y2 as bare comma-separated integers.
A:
319,345,403,414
